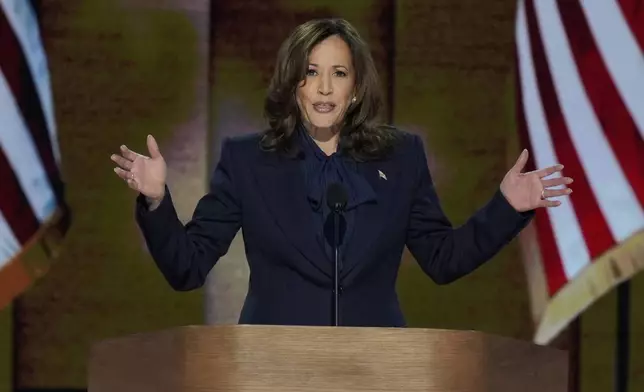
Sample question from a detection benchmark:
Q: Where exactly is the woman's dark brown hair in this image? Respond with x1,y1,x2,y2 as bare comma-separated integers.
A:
261,18,400,161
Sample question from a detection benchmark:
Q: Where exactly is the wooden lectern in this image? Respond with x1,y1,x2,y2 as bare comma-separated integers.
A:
88,325,567,392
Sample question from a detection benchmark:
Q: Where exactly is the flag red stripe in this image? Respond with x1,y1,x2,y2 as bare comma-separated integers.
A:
0,146,40,245
524,0,615,260
618,0,644,54
0,6,64,204
557,1,644,211
515,52,568,296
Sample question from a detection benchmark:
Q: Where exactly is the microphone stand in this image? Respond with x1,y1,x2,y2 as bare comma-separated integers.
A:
326,182,347,327
331,207,342,326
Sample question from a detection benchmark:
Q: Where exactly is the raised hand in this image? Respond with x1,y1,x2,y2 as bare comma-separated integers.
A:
111,134,167,201
500,149,573,212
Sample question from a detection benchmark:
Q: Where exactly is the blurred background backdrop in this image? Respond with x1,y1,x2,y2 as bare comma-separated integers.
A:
1,0,643,391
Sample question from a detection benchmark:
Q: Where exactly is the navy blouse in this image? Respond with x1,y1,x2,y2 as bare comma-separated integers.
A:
296,126,377,265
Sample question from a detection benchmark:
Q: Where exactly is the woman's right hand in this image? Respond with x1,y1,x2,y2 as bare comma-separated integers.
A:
111,134,167,202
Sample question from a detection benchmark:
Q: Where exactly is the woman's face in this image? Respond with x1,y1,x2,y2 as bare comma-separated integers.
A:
296,35,356,130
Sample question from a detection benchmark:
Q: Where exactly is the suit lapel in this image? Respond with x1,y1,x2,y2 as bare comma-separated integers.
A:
342,159,400,277
252,152,332,278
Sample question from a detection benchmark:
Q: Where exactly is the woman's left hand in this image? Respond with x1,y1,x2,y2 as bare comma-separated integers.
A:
501,149,573,212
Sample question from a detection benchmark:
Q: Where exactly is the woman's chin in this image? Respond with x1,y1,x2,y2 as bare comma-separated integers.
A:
306,117,342,129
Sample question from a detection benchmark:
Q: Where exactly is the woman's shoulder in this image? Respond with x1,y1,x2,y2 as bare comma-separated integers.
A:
379,126,424,160
220,130,299,166
221,132,263,150
218,132,267,160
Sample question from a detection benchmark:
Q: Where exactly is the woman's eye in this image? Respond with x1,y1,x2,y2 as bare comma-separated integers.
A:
335,71,347,77
306,69,317,76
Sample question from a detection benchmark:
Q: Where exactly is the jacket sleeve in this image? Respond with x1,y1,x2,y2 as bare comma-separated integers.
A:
405,135,534,284
135,137,242,291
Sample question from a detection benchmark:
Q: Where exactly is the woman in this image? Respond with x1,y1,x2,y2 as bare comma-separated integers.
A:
110,18,572,327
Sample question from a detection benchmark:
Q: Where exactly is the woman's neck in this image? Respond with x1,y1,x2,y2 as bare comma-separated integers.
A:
306,124,340,156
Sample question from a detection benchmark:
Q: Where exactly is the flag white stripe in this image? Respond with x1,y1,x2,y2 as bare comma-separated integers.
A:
0,0,60,164
516,0,590,280
0,210,21,270
0,70,57,223
581,0,644,140
534,0,644,242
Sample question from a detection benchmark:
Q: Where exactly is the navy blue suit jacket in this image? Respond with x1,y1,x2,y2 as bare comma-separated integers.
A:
135,131,533,327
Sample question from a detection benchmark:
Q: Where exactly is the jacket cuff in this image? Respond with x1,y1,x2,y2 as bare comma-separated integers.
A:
135,185,176,228
490,188,535,234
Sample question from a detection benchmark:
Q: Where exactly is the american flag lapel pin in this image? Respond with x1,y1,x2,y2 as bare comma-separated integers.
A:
378,169,387,180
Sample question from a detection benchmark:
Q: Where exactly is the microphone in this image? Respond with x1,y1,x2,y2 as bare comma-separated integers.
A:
327,182,348,212
326,183,347,326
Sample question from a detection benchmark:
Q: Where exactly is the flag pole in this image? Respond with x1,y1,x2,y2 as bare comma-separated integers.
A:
568,317,580,392
615,281,630,392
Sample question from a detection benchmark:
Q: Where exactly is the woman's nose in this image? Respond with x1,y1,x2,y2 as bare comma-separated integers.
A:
317,75,333,95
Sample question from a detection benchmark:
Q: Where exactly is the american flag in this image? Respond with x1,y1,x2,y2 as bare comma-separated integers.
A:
0,0,70,309
515,0,644,345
